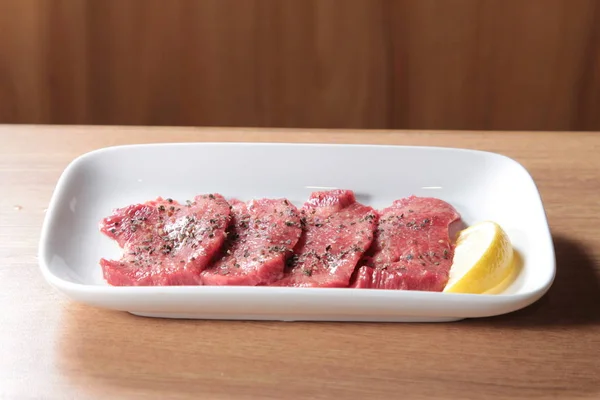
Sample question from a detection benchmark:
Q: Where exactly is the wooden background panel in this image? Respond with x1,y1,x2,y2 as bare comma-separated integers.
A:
0,0,44,123
390,0,599,130
389,0,486,130
575,1,600,131
44,0,88,124
0,0,599,130
253,0,390,129
478,0,597,131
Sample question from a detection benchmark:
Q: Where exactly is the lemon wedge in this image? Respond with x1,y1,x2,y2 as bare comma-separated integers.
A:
443,221,515,294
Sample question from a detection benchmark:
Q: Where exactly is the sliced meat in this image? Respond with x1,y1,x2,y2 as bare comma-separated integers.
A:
201,198,302,286
99,194,231,286
351,195,460,291
274,189,378,288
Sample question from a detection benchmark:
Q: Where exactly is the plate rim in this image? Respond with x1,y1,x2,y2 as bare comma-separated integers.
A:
38,141,556,316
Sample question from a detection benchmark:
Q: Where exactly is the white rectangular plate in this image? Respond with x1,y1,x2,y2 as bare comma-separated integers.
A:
39,143,555,322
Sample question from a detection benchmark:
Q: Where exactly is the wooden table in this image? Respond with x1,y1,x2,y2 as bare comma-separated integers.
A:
1,125,599,399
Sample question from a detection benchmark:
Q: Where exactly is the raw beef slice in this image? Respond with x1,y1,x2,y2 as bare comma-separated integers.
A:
201,198,302,286
351,196,461,291
99,194,231,286
274,189,378,287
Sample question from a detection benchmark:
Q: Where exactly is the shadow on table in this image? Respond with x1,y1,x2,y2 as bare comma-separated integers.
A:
467,234,600,327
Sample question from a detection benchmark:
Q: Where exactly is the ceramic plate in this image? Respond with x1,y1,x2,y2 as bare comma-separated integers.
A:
38,143,555,322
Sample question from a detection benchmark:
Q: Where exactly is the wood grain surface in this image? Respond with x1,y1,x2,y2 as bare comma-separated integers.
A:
0,125,599,399
1,1,600,130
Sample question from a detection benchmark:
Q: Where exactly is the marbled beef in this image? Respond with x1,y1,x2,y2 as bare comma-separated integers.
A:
274,190,378,287
201,198,302,286
99,194,231,286
351,196,460,291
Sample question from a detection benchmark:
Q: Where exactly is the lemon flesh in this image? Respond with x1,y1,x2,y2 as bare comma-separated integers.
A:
443,221,514,294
